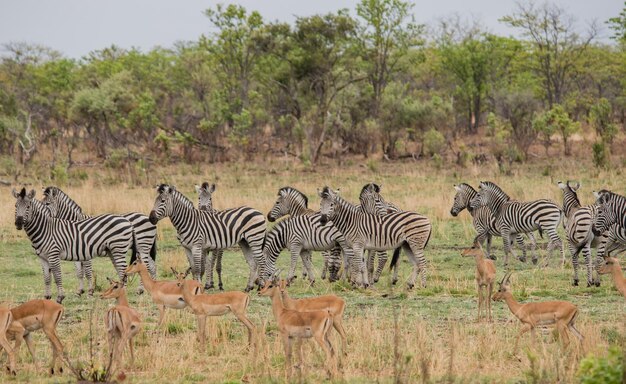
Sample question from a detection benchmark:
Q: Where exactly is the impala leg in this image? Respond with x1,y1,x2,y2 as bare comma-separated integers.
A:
43,324,64,375
332,315,348,357
0,329,15,375
476,282,482,322
197,315,207,349
314,331,335,379
282,334,293,379
514,324,532,354
157,304,166,327
487,283,493,322
232,311,256,347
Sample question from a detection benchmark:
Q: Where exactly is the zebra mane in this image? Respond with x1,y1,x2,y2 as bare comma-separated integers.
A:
171,188,195,209
279,186,308,208
456,183,477,194
479,181,510,201
44,186,84,214
599,189,624,205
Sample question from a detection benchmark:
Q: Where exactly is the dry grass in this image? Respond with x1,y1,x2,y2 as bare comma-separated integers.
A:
0,158,624,383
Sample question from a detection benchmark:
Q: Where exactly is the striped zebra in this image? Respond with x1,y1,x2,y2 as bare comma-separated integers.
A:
148,184,266,291
592,190,626,260
12,188,133,303
557,181,603,286
41,186,157,294
319,186,431,289
261,212,357,286
450,183,537,262
267,187,344,282
358,183,402,284
468,181,564,267
195,182,224,290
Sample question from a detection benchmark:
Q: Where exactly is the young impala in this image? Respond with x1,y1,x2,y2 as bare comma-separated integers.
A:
493,272,583,354
125,259,187,326
177,276,255,349
101,278,142,370
259,275,336,379
278,279,347,356
598,257,626,298
461,243,496,322
7,299,65,375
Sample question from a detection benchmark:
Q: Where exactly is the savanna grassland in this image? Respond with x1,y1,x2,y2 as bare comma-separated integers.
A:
0,158,624,383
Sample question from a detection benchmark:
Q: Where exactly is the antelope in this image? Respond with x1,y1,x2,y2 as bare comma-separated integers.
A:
278,279,347,356
125,259,187,326
493,272,583,353
0,306,16,375
598,257,626,298
7,299,65,375
461,243,496,322
101,278,142,370
177,278,255,349
258,276,336,379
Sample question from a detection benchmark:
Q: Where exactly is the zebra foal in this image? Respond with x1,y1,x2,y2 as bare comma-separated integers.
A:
13,188,133,303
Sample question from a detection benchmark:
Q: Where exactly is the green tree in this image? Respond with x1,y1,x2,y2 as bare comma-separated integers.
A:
589,98,617,144
534,104,580,156
607,2,626,43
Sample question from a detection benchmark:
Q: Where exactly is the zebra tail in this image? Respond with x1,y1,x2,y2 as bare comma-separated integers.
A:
537,227,544,239
150,238,157,262
389,246,402,271
130,230,138,264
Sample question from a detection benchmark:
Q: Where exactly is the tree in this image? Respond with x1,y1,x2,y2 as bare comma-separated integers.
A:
501,1,597,108
589,98,617,144
533,104,579,156
496,89,540,159
607,2,626,43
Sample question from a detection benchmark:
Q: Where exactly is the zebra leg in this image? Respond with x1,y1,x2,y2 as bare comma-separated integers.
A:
404,241,428,289
501,230,513,268
215,250,224,291
287,245,303,284
373,251,388,283
367,250,375,282
349,245,367,288
48,256,65,304
525,232,538,265
545,229,564,268
74,262,85,296
39,259,52,300
568,242,580,286
83,260,94,296
514,234,527,263
321,250,329,281
191,246,204,283
582,244,594,287
300,250,316,285
327,247,343,283
240,242,260,292
205,250,216,290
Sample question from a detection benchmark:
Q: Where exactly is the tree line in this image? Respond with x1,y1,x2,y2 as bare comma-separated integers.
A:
0,0,625,177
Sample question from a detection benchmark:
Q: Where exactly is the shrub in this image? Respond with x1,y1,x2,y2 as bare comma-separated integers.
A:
577,346,623,384
423,128,445,157
592,141,610,169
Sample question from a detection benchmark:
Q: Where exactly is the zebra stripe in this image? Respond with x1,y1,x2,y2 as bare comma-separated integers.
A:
450,183,537,261
469,181,564,267
13,188,133,303
196,182,224,290
557,181,601,286
267,187,344,282
41,186,157,294
262,213,355,284
319,186,431,289
149,184,266,291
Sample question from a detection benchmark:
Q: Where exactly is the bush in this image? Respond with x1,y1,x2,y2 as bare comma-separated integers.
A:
423,128,445,157
577,346,623,384
592,141,610,169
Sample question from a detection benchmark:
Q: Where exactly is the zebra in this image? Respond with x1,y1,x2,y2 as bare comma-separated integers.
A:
148,184,266,291
195,182,224,290
12,188,133,303
41,186,157,294
450,183,538,262
267,187,344,282
557,181,603,286
468,181,564,268
261,212,357,286
318,186,431,289
592,190,626,260
357,183,402,284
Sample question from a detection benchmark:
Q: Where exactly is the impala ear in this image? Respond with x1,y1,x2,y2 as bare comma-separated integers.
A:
183,267,192,279
107,277,113,284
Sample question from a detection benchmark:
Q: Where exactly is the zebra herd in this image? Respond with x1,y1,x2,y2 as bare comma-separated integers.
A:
10,179,626,303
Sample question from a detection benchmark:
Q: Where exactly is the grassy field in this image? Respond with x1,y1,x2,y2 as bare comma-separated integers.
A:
0,159,624,383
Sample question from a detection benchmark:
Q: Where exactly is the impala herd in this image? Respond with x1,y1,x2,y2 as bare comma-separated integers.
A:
3,179,625,379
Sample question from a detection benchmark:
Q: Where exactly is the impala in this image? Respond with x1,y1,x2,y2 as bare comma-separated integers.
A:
0,307,15,375
258,276,336,379
461,243,496,322
598,257,626,298
177,278,255,349
7,299,65,375
278,279,347,355
125,259,187,326
101,278,142,370
493,272,583,353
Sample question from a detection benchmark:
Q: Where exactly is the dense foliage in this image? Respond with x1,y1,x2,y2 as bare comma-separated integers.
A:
0,0,624,176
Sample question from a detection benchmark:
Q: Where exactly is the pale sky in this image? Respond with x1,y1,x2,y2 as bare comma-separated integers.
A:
0,0,621,59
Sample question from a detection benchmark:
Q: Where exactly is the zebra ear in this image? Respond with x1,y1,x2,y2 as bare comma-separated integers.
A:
11,188,18,198
209,184,216,193
453,184,461,191
168,186,176,193
194,185,201,194
592,191,600,199
557,181,566,189
27,189,36,199
573,182,581,191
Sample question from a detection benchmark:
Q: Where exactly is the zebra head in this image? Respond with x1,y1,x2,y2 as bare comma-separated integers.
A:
450,183,476,216
592,194,617,236
149,184,176,224
195,182,216,211
268,187,308,222
359,183,389,216
12,187,36,230
41,186,61,217
318,186,339,226
469,181,507,212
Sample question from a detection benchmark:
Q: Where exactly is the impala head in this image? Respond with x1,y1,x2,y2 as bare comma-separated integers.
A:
359,183,389,216
125,258,147,275
450,183,475,216
318,187,339,226
12,187,36,230
149,184,176,224
101,277,126,299
176,271,202,295
592,204,615,236
492,272,512,301
598,257,621,275
258,271,281,296
170,266,191,282
41,186,61,217
460,242,483,258
195,182,216,211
